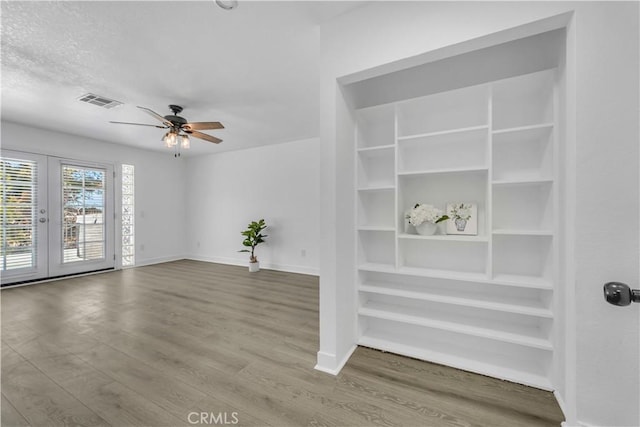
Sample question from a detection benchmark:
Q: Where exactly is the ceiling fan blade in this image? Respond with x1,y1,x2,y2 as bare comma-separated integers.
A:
190,130,222,144
183,121,224,131
109,121,167,128
137,106,173,127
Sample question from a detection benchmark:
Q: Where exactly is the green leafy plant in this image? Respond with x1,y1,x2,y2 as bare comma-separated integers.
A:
238,219,268,263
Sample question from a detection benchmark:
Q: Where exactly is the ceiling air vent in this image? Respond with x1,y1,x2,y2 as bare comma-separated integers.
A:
78,93,123,109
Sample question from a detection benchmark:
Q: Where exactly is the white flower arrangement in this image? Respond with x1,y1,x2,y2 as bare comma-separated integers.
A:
449,203,472,220
406,203,449,227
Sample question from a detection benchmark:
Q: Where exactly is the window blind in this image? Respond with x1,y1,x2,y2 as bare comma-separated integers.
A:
1,157,37,271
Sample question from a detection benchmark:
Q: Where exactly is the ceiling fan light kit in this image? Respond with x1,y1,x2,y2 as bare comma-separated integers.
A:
110,104,224,157
215,0,238,11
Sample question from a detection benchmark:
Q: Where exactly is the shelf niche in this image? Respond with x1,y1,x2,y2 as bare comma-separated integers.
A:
397,85,488,137
357,230,395,267
493,125,554,182
399,239,487,275
493,70,555,131
399,127,488,174
399,169,488,237
493,234,553,283
357,147,394,189
356,104,395,149
358,190,395,229
493,181,553,232
359,317,553,390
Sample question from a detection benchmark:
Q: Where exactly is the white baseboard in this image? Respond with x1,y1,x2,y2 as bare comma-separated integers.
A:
314,345,357,375
186,254,319,276
561,419,597,427
135,254,187,267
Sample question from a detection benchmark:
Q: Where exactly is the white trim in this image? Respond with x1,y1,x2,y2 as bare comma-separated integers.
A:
314,344,357,375
0,267,118,289
338,12,574,85
560,422,596,427
135,255,186,268
185,254,319,276
561,12,578,427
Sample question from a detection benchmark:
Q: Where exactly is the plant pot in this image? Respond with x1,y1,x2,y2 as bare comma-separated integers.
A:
415,222,437,236
249,261,260,273
455,218,468,232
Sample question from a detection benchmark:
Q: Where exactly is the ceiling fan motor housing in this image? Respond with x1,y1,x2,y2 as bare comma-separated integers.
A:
166,105,187,128
165,115,187,126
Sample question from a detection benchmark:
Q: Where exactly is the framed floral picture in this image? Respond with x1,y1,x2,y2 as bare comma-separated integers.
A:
446,202,478,235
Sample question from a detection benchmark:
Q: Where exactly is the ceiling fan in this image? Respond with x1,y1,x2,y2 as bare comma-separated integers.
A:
110,105,224,156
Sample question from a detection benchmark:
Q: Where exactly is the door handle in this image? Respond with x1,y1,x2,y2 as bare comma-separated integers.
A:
603,282,640,306
39,217,47,223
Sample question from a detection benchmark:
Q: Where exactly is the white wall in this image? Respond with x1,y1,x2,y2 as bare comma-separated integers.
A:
1,121,187,266
185,138,320,275
319,2,639,426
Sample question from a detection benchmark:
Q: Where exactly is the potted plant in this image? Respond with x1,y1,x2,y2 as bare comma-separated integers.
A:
239,219,267,272
406,203,449,235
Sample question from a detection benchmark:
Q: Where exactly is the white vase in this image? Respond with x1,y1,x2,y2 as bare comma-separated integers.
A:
415,222,437,236
249,261,260,272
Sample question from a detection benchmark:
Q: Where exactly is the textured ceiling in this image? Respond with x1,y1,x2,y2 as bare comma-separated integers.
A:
1,1,364,155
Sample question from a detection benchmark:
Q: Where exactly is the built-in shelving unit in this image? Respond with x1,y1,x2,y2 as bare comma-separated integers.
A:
354,69,558,390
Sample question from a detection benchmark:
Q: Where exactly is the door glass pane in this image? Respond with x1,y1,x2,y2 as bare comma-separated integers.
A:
1,157,37,271
62,165,105,263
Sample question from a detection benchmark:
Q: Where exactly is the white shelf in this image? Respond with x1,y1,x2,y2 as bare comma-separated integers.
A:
397,266,488,282
398,166,488,177
492,122,554,135
358,263,396,274
359,304,553,351
492,229,554,236
398,233,488,242
398,125,489,142
358,226,395,232
357,185,395,192
357,144,395,153
492,178,553,187
492,274,553,289
359,284,553,318
357,264,553,290
358,334,553,391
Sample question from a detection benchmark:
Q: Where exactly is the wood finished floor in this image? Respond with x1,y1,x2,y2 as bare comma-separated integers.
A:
1,260,564,426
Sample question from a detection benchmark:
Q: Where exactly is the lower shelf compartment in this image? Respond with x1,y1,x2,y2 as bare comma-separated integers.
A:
359,299,552,350
358,318,552,390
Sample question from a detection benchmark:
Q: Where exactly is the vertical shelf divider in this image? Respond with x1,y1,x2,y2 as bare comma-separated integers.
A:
394,104,400,270
487,86,494,278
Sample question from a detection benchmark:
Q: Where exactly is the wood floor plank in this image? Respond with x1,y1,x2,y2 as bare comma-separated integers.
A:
24,351,186,427
1,341,25,369
2,360,110,426
1,260,564,427
69,343,209,421
1,394,31,427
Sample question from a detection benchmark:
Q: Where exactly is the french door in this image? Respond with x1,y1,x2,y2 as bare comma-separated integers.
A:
1,151,115,286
